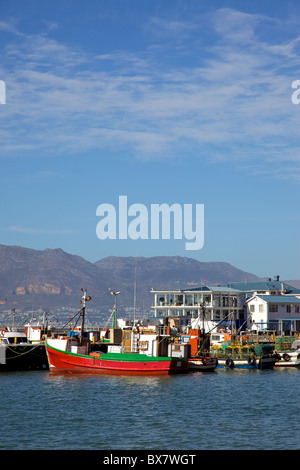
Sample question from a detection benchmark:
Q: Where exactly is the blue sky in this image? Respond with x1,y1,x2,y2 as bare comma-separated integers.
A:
0,0,300,279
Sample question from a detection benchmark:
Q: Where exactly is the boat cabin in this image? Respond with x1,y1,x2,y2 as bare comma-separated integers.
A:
210,331,231,346
0,331,28,345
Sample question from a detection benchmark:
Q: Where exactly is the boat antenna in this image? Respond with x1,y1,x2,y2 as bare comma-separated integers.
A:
133,256,137,325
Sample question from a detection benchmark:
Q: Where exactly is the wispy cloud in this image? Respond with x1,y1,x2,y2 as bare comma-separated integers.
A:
0,226,76,235
1,9,300,180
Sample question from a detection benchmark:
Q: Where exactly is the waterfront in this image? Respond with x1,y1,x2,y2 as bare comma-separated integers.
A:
0,367,299,450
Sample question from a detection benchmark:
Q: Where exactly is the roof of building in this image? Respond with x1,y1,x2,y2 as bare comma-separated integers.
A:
152,281,300,295
247,295,300,304
184,281,300,295
226,280,300,294
182,285,244,293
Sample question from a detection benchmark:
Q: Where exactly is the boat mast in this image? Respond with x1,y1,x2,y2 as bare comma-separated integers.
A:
80,289,91,344
133,257,137,326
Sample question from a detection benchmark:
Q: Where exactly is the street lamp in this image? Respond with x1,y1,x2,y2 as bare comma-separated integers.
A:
109,289,120,329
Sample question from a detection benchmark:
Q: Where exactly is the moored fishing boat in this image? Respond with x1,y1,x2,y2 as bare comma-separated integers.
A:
210,340,279,369
46,290,189,375
216,356,276,369
274,339,300,367
179,328,218,372
188,356,218,371
46,338,188,374
0,328,48,371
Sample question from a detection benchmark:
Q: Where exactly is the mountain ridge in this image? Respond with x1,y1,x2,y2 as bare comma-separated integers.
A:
0,244,296,314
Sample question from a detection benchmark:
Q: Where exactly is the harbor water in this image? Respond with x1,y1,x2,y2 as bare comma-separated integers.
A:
1,367,299,450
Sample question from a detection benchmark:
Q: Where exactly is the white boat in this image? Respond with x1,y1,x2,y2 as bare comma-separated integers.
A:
0,329,29,345
274,340,300,367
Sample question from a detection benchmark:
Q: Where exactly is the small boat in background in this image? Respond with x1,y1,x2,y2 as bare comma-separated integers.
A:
188,356,218,371
275,339,300,367
179,328,218,372
210,340,279,369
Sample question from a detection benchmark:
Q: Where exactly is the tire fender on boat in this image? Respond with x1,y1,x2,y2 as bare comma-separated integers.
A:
247,356,256,366
282,353,290,362
225,358,234,368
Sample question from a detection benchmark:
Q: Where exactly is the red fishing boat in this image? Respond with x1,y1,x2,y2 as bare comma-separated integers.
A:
46,338,188,375
46,290,189,375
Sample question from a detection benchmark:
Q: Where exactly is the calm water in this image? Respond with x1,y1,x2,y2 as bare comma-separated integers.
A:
0,367,299,450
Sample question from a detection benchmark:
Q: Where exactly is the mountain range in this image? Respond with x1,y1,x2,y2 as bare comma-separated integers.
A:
0,244,298,316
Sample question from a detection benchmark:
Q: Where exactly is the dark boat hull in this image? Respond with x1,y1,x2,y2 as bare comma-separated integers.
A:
0,343,49,371
188,357,218,372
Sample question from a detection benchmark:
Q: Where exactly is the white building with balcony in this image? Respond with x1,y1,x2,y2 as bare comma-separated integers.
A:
151,285,246,332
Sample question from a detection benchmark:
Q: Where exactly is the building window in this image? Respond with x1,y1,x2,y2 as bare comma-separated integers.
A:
286,305,291,313
269,305,278,313
250,305,255,313
295,306,300,313
222,296,229,307
268,320,279,331
184,295,193,306
175,295,183,306
213,310,221,320
259,304,264,313
194,294,203,305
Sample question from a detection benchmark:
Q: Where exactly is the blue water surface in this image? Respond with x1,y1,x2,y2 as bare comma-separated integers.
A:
0,367,299,450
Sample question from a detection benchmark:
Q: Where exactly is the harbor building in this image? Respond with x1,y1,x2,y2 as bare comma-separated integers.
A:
151,277,300,334
246,294,300,334
151,285,246,332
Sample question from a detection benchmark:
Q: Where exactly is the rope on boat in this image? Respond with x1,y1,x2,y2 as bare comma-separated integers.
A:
104,310,114,330
5,342,45,359
59,308,83,333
